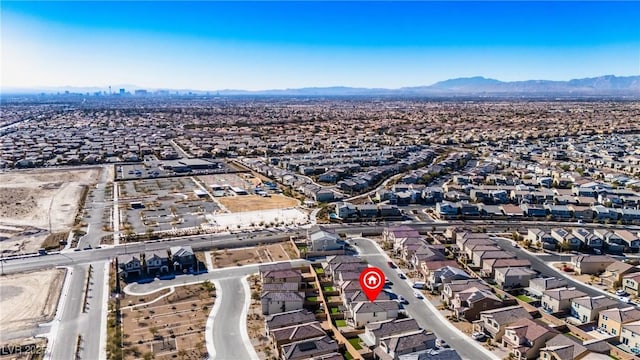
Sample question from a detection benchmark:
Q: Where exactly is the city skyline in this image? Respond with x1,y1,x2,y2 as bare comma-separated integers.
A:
2,1,639,91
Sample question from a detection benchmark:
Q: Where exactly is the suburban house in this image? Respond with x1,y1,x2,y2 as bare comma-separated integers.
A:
169,245,195,271
541,287,588,314
620,320,640,354
441,279,490,306
494,267,537,290
117,254,142,277
451,287,505,321
383,226,420,247
615,230,640,249
551,228,582,251
426,266,471,291
265,309,316,334
375,330,437,360
570,296,619,324
471,250,516,269
270,321,326,347
622,272,640,295
571,255,615,275
145,251,170,274
572,228,603,250
598,307,640,337
526,277,568,299
349,301,400,328
262,269,303,284
419,260,460,282
481,258,531,278
538,334,594,360
599,261,639,288
261,291,305,315
280,336,339,360
527,228,556,250
307,226,344,253
501,318,558,360
361,318,422,347
475,305,533,342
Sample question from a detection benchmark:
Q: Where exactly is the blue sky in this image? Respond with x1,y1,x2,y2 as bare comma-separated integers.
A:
2,1,639,90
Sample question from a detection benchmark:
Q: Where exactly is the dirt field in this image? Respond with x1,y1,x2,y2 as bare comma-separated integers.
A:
217,194,299,213
211,243,295,268
0,168,101,254
121,283,214,360
0,269,65,334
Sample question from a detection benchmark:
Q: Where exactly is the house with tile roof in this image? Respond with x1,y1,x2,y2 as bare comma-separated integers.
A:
475,305,533,342
502,318,559,360
569,295,619,324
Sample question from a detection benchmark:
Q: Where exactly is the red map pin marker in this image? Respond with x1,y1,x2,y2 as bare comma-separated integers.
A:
359,266,385,302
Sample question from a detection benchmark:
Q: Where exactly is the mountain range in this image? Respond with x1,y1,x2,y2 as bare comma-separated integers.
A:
4,75,639,96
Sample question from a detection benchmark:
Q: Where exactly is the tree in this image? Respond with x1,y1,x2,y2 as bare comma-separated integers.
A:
142,352,154,360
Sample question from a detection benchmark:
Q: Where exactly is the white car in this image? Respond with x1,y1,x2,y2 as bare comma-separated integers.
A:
435,338,448,348
414,291,424,299
471,332,486,341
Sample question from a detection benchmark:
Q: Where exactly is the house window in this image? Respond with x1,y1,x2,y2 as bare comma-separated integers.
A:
612,329,617,335
602,315,608,321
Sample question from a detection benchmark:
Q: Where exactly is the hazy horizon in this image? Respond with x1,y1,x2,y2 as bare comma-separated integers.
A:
2,1,639,91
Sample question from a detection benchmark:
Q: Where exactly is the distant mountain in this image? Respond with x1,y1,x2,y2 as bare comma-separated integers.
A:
414,75,640,94
2,75,639,97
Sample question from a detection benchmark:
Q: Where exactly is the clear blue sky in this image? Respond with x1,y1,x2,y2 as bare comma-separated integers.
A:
2,1,639,90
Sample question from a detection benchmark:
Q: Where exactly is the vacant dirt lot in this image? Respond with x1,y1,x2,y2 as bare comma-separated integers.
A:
217,194,299,213
211,243,295,268
0,269,65,334
0,168,100,254
121,283,214,360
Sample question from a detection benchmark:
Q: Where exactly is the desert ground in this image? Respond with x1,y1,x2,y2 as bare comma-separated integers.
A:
120,284,213,359
210,242,297,268
0,167,101,254
217,194,299,213
0,269,65,334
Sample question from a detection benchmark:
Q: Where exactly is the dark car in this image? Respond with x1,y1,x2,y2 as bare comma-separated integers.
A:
388,261,397,269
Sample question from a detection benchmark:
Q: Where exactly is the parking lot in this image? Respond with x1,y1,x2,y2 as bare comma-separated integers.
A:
119,177,220,234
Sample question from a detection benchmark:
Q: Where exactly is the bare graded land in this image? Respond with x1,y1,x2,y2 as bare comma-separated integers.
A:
120,284,214,360
211,242,295,268
0,269,65,334
217,194,299,213
0,168,100,254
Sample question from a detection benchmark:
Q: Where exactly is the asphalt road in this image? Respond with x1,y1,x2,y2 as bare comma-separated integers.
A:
352,238,498,360
78,168,112,249
45,262,107,360
5,220,639,276
491,237,624,302
212,278,255,360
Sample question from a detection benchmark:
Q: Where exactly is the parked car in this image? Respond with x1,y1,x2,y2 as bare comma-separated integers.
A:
388,261,397,269
399,273,406,279
616,289,629,297
397,296,409,305
471,332,486,341
413,291,424,299
413,282,426,289
435,338,448,348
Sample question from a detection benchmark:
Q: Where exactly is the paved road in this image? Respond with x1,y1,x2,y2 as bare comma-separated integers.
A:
491,237,625,302
211,278,256,360
352,238,498,360
78,167,112,249
46,262,107,360
6,220,639,275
